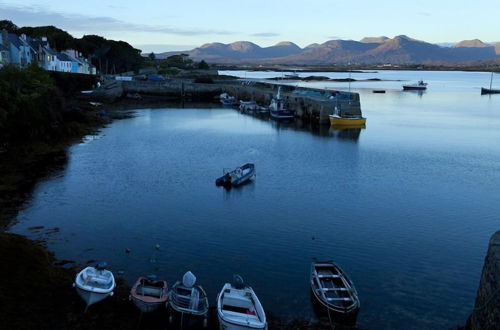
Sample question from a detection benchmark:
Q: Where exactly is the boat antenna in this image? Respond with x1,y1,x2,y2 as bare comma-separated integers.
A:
490,72,494,90
348,62,351,93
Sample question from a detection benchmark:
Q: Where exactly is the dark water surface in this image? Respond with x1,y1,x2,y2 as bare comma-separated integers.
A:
10,71,500,329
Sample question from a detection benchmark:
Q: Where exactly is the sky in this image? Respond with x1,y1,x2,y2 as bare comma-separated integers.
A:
1,0,499,53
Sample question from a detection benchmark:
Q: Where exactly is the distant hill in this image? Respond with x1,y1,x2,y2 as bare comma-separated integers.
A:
154,36,499,65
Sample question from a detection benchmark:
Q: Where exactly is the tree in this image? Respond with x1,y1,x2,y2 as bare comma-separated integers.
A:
198,60,209,70
0,20,18,32
148,52,156,61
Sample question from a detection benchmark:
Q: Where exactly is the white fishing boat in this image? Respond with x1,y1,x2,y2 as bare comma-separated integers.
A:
269,86,294,119
168,271,209,327
129,275,168,313
217,275,267,330
402,80,428,90
73,262,116,309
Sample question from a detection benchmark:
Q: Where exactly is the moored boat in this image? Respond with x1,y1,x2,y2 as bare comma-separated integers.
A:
73,262,116,309
129,275,168,313
481,72,499,94
269,86,294,119
216,163,256,188
329,105,366,126
372,89,386,93
220,93,239,107
217,275,267,330
168,271,209,327
310,260,360,324
402,80,427,90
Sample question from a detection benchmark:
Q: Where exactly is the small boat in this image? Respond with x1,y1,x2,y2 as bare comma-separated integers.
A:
215,163,256,188
217,275,267,330
239,100,267,113
168,271,209,327
269,86,294,119
220,93,239,107
372,90,386,93
129,275,168,313
310,260,360,323
481,72,500,94
73,262,116,309
329,106,366,126
402,80,427,90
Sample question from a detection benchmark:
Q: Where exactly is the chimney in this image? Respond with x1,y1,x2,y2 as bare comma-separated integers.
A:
21,33,27,41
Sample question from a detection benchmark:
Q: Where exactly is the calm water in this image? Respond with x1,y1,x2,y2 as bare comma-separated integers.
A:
10,71,500,329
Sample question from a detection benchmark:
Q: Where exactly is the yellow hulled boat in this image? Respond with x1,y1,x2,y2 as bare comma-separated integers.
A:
329,115,366,126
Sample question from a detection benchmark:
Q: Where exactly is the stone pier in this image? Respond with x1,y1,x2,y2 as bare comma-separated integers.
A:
467,230,500,329
91,79,362,124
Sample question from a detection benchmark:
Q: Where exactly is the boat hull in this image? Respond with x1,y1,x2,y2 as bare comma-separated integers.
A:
402,86,426,91
218,317,267,330
270,110,294,119
310,288,359,325
76,287,113,307
329,116,366,126
131,297,163,313
481,87,500,94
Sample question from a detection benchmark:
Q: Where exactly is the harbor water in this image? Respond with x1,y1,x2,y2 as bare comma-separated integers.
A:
9,70,500,329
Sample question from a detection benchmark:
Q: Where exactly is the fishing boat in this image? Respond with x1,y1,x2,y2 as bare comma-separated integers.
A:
129,275,168,313
310,260,360,323
215,163,256,188
329,105,366,126
239,100,268,113
73,262,116,309
269,86,294,119
402,80,427,90
372,90,386,93
220,93,239,107
168,271,209,328
217,275,267,330
481,72,500,94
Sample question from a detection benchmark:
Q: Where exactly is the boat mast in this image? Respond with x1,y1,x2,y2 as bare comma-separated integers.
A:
490,72,493,90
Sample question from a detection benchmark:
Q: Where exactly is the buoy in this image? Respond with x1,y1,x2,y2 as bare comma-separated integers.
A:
125,248,131,253
155,244,160,250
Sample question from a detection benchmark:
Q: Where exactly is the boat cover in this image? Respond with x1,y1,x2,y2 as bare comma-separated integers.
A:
183,271,196,287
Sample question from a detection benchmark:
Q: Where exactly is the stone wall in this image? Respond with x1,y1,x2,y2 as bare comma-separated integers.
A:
468,230,500,329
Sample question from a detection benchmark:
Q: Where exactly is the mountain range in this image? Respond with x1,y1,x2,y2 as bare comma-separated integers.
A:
156,35,500,65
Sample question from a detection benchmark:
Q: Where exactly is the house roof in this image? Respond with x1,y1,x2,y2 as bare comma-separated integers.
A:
57,52,74,62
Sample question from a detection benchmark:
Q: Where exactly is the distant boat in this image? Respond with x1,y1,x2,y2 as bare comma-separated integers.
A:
240,100,268,113
310,260,360,323
372,89,386,93
402,80,427,91
129,275,168,313
168,271,209,328
269,86,294,119
217,275,267,329
216,163,256,188
329,105,366,126
481,72,500,94
73,262,116,309
220,93,239,107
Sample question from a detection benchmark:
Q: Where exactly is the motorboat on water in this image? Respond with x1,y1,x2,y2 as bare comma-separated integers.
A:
220,93,239,107
217,275,267,330
239,100,268,113
73,262,116,309
310,260,360,324
269,86,294,119
402,80,427,90
168,271,209,327
215,163,256,188
129,275,168,313
329,105,366,126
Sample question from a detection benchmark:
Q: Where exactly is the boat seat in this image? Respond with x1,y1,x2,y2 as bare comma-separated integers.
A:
327,297,352,301
322,288,347,291
318,274,340,278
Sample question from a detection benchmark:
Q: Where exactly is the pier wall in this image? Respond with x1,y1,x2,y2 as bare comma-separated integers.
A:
93,79,362,124
467,230,500,329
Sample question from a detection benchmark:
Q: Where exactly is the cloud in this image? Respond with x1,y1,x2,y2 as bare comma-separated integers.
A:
0,3,233,36
327,36,343,40
251,32,280,37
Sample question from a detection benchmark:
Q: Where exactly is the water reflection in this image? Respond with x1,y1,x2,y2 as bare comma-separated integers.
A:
329,126,364,142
